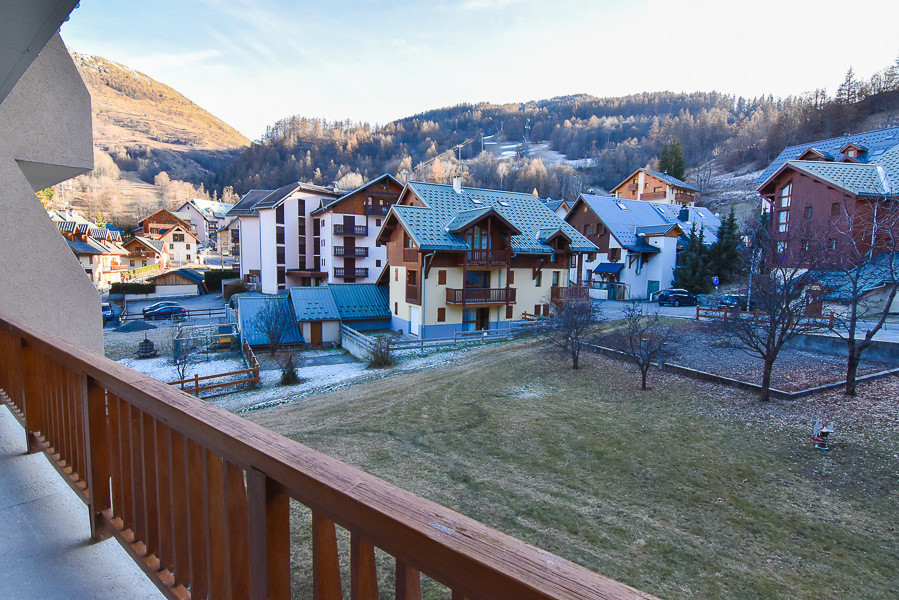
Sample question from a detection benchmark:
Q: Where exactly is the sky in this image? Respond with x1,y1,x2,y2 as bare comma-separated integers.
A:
61,0,899,141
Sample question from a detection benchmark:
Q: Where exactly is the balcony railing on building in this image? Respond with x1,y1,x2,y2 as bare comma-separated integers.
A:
674,192,695,202
333,246,369,258
405,283,419,303
364,204,390,216
640,192,666,201
333,267,369,279
446,287,516,305
333,223,368,236
464,248,509,267
402,248,419,263
627,183,639,191
0,311,656,600
551,285,591,303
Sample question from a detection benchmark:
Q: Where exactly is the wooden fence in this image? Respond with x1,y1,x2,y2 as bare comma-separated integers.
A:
695,305,836,329
0,310,658,600
340,322,541,359
121,307,228,323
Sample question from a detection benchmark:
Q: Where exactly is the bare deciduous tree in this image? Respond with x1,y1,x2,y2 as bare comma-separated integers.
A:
253,299,294,357
544,299,603,369
616,302,671,390
172,325,199,386
820,203,899,395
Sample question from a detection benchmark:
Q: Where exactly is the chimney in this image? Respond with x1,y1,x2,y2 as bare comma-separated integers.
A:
453,176,463,194
678,206,690,222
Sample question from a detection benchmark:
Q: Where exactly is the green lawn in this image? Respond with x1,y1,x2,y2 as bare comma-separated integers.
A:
245,339,898,599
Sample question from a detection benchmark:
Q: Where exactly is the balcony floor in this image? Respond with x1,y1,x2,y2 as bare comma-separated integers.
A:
0,405,163,599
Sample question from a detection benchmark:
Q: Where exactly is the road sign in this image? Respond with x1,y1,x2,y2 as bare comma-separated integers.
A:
712,276,720,287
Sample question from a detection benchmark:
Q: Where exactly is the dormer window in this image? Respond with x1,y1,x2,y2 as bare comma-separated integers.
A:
846,148,857,158
780,182,791,208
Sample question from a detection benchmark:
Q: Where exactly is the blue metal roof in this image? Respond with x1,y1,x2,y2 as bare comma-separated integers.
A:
237,295,303,346
326,284,391,320
756,126,899,185
389,182,596,255
594,263,624,274
311,173,401,215
288,286,341,321
67,238,101,254
578,194,692,252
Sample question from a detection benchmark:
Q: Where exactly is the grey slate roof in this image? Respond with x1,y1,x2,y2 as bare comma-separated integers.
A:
389,182,596,255
67,239,101,254
809,252,899,302
289,287,341,322
131,236,164,253
226,189,274,216
542,199,569,214
650,203,721,241
237,295,303,346
254,182,340,211
756,126,899,185
644,169,700,193
783,160,891,197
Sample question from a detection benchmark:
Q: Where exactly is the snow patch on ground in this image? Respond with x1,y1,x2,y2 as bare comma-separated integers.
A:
118,355,245,384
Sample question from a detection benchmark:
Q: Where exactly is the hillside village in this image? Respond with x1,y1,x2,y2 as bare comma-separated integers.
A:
2,4,899,600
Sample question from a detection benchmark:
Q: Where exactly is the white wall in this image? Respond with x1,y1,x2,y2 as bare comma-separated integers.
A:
259,209,278,293
238,216,261,279
0,35,101,352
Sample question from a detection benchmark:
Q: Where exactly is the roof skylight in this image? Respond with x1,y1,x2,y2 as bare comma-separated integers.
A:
616,202,629,211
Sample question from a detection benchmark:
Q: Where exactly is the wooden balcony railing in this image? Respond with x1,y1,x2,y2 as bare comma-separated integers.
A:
464,248,510,267
333,223,368,236
446,287,516,305
627,183,638,191
551,285,591,303
333,267,369,279
405,283,419,303
640,192,666,201
364,204,390,216
0,310,656,600
403,248,419,263
333,246,369,258
674,192,695,201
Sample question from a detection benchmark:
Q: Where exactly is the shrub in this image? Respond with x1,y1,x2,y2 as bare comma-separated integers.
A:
204,269,238,292
110,282,156,295
366,335,396,369
222,280,248,301
279,354,302,385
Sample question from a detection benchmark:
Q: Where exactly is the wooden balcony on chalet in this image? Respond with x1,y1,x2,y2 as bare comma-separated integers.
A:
446,287,516,305
464,248,510,268
551,285,591,303
675,192,695,202
640,192,666,201
405,283,419,303
334,267,369,279
0,310,656,600
333,223,368,236
333,246,369,258
365,204,390,216
403,248,419,263
627,183,639,191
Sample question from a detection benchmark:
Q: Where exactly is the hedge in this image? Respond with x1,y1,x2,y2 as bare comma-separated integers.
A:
110,282,156,295
203,269,238,291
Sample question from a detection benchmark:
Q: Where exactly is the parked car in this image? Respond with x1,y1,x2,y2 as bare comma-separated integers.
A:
143,304,187,321
717,294,751,310
101,303,115,324
142,301,181,317
656,288,697,307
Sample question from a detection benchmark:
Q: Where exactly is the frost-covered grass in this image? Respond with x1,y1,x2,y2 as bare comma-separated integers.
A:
118,355,245,384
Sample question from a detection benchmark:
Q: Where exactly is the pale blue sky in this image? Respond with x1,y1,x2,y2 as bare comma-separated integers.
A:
61,0,899,140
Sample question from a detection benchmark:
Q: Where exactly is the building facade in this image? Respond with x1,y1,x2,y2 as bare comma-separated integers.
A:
378,180,597,338
611,168,700,207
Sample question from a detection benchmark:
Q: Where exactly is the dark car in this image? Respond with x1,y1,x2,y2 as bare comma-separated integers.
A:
656,288,697,307
717,294,749,310
101,303,115,324
143,304,187,321
142,301,181,317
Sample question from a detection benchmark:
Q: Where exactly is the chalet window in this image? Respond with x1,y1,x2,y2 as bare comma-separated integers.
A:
406,271,417,286
588,252,596,261
534,304,541,315
780,183,791,208
173,233,184,242
508,271,514,284
169,243,174,249
505,305,513,319
394,302,398,315
437,308,446,322
130,261,135,267
395,268,399,281
376,219,381,226
583,225,590,236
276,227,285,245
276,248,285,264
186,254,191,261
802,239,811,251
142,261,147,267
804,206,812,219
776,241,787,254
376,260,381,267
846,148,857,158
438,270,447,285
608,247,621,262
535,272,542,287
552,271,560,286
778,210,790,233
186,243,190,249
596,223,605,235
277,267,285,285
831,202,840,216
466,225,489,250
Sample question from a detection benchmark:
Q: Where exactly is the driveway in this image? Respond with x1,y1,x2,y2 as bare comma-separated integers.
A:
591,298,698,320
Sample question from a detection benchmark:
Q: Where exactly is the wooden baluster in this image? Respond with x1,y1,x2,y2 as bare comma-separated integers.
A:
21,343,43,453
187,439,210,598
131,407,147,548
395,560,421,600
169,430,191,591
119,402,135,533
155,424,174,577
312,513,343,600
247,468,290,600
108,395,125,523
142,413,159,559
224,461,250,599
84,376,111,541
206,450,231,599
73,369,88,485
350,532,378,600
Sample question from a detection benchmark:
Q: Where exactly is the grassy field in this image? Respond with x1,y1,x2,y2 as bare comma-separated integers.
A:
245,339,898,599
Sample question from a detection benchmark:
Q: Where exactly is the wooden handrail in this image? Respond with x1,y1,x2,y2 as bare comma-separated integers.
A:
0,310,657,600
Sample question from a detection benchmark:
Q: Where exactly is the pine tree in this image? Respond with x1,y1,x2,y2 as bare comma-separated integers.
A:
708,209,742,282
673,224,711,293
659,139,686,180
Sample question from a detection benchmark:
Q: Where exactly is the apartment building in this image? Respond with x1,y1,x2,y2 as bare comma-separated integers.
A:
611,168,700,207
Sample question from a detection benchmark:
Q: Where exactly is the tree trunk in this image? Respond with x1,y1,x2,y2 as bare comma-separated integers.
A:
846,349,861,396
640,366,648,390
760,360,773,402
572,348,579,369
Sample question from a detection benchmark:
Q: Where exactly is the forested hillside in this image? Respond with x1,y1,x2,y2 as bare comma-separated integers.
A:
212,57,899,201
